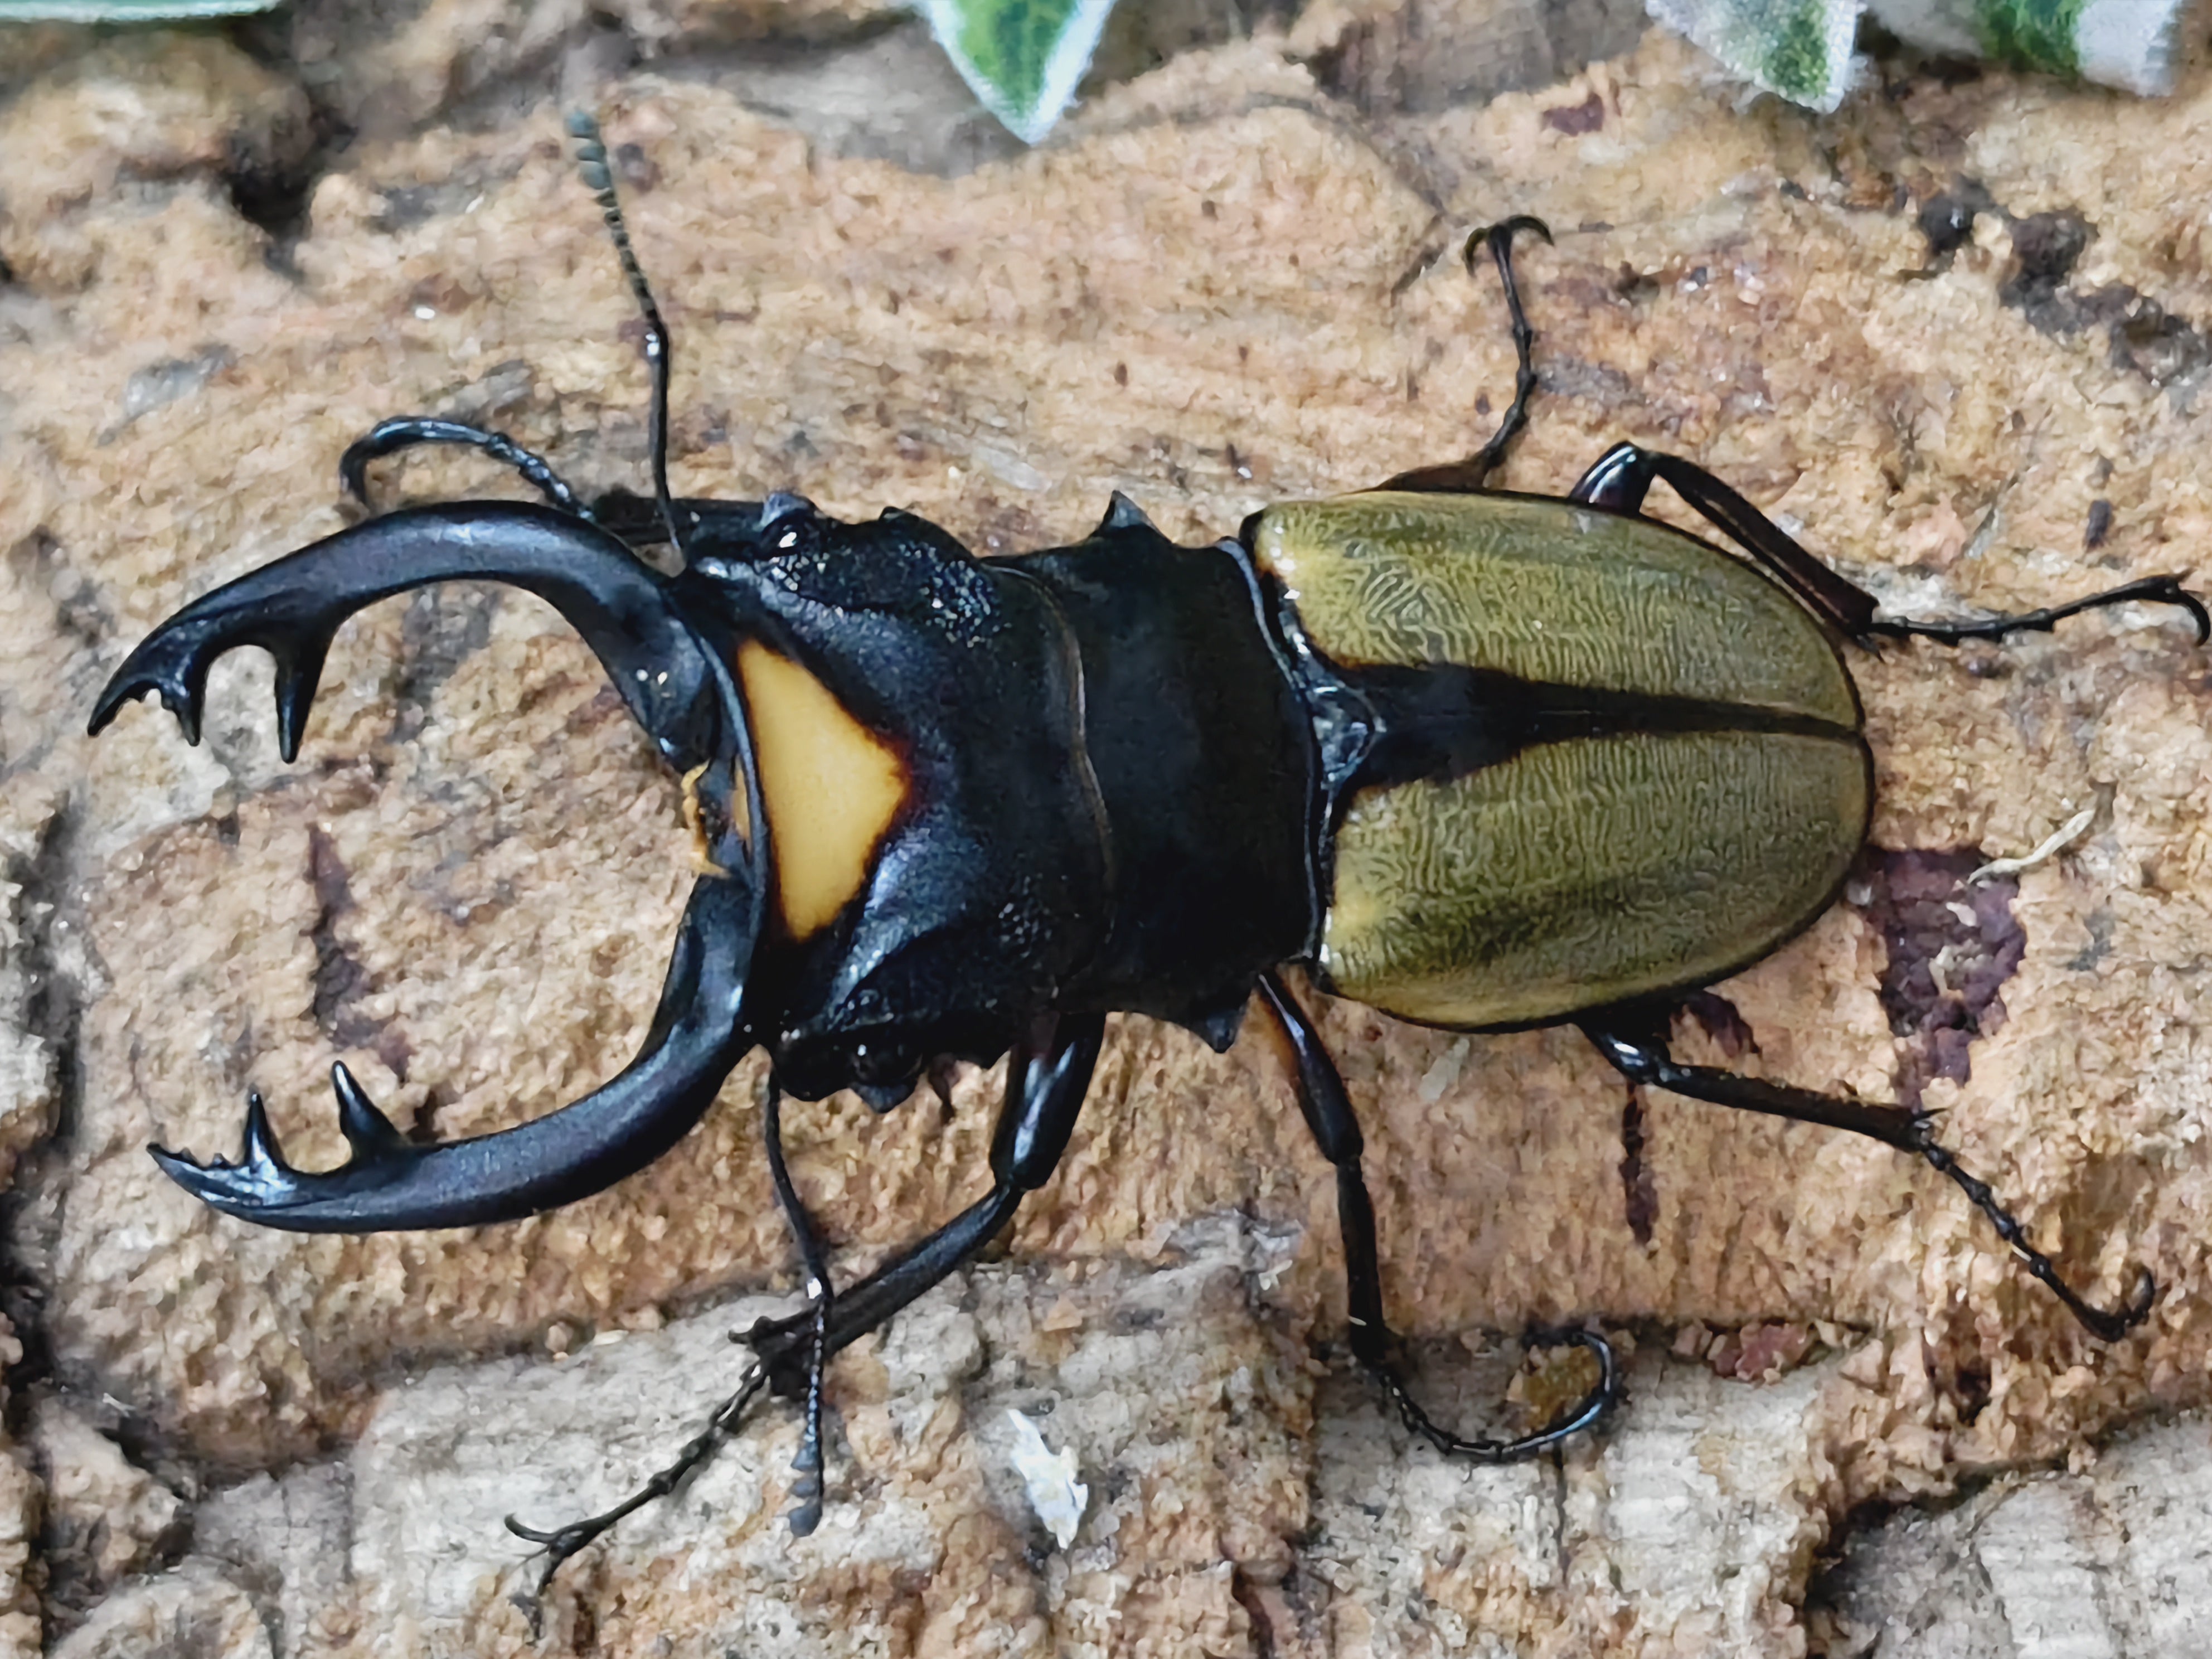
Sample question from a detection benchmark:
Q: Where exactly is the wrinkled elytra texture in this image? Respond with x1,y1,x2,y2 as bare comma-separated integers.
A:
1251,492,1869,1025
2,8,2211,1657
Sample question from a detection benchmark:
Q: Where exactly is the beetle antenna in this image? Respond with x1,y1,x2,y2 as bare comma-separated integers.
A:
567,111,686,558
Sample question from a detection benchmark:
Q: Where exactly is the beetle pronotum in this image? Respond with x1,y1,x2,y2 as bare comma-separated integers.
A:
87,114,2207,1602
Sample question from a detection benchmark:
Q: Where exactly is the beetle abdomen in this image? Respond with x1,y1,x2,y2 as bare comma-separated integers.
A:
1251,491,1870,1028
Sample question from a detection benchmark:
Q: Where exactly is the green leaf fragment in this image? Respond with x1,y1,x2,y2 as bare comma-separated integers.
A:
922,0,1118,143
0,0,277,16
1760,0,1834,100
1642,0,1854,108
1973,0,2084,74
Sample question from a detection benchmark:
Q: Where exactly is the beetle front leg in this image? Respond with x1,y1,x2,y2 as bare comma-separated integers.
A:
1569,443,2208,647
761,1079,837,1535
339,416,586,516
745,1011,1109,1397
1257,974,1621,1460
504,1012,1108,1605
1579,1004,2156,1342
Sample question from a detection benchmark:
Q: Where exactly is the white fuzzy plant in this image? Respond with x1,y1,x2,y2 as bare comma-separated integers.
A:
0,0,2187,140
1649,0,2190,108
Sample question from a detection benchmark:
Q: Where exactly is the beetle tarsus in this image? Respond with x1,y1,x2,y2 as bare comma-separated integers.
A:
763,1081,837,1536
1910,1122,2155,1341
1371,1326,1620,1462
1376,215,1553,494
1864,573,2211,649
1257,974,1624,1460
1582,1010,2156,1342
781,1299,831,1537
338,416,586,516
785,1443,824,1538
505,1361,769,1633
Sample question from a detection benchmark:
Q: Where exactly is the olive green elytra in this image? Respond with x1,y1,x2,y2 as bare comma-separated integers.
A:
1253,491,1871,1029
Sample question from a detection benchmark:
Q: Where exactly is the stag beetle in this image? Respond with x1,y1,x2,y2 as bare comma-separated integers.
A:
89,114,2204,1593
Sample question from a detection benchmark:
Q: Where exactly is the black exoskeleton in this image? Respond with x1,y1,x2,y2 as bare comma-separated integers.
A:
88,117,2206,1602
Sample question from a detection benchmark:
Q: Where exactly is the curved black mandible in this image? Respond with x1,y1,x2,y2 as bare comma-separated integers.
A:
89,501,722,770
91,502,767,1229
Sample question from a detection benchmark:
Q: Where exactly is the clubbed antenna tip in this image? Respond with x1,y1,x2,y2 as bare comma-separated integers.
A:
564,108,684,557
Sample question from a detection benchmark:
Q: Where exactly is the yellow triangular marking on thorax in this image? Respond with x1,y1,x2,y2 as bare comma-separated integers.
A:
736,641,909,940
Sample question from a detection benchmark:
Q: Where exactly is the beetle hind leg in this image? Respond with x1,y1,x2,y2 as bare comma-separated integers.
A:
1580,1005,2156,1342
1257,975,1622,1461
1569,443,2208,647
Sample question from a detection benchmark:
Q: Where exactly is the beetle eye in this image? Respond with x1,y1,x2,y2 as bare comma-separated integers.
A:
850,1036,922,1100
760,491,816,528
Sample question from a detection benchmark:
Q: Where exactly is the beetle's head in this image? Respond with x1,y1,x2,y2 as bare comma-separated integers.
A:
81,105,1105,1230
85,485,1112,1228
669,491,1114,1107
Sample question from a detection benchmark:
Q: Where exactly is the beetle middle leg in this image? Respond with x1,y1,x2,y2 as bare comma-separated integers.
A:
1375,217,1554,496
1257,974,1621,1459
1570,443,2210,647
1579,1002,2156,1342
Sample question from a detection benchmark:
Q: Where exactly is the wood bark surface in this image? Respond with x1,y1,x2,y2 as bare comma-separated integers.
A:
1,4,2209,1655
